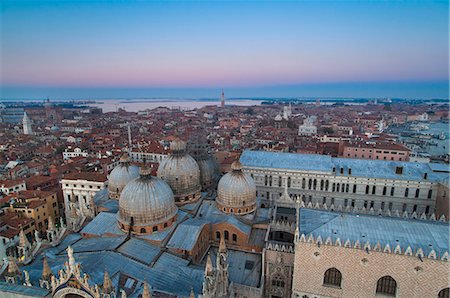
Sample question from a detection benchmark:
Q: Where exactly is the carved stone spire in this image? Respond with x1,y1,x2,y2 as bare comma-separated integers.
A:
279,177,292,203
215,235,229,297
142,281,151,298
19,229,30,249
103,270,114,295
205,252,214,276
5,256,21,283
294,198,300,242
218,235,227,253
7,256,20,276
42,257,52,280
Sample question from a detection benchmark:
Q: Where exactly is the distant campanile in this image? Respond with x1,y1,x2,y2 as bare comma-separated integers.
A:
221,89,225,108
22,112,33,135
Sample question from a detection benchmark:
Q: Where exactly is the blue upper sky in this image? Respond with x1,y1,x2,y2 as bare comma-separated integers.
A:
1,1,448,99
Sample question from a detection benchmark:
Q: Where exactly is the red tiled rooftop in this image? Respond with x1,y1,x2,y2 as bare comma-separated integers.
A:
63,171,107,182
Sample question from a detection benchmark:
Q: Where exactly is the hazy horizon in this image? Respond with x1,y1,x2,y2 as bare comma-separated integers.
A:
1,81,448,100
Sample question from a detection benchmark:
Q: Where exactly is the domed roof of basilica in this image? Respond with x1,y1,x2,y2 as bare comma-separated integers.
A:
108,154,140,199
217,160,256,215
118,167,177,228
197,157,219,189
187,134,219,190
157,139,201,202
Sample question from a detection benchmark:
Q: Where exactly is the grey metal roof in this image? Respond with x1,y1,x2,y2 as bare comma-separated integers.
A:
22,249,204,298
116,238,160,265
299,208,449,256
80,212,124,236
198,200,252,235
93,188,110,204
241,150,447,182
0,282,50,297
240,150,332,172
208,247,261,287
167,218,208,251
66,236,126,254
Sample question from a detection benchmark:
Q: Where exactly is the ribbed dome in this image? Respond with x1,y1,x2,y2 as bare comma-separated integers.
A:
118,168,177,232
108,154,140,199
187,135,219,190
217,161,256,215
197,157,219,190
157,140,201,204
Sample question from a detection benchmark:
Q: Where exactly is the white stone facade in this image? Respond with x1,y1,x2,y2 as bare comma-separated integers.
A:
62,147,88,160
244,168,439,216
61,178,107,221
129,151,167,163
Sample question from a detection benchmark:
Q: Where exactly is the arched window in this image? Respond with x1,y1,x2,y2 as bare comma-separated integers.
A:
232,234,237,242
438,288,449,298
376,276,397,296
140,228,146,233
152,226,158,232
224,230,229,240
323,268,342,287
216,231,220,240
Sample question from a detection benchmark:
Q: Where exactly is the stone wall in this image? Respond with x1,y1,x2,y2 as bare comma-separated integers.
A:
292,241,450,298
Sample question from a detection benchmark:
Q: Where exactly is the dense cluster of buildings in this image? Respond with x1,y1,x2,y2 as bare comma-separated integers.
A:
0,99,448,297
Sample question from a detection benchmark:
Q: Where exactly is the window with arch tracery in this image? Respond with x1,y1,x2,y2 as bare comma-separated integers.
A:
323,267,342,287
438,288,449,298
376,276,397,296
271,273,285,288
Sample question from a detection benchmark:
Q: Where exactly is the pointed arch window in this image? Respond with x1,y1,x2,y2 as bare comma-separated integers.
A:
376,276,397,296
323,267,342,287
438,288,449,298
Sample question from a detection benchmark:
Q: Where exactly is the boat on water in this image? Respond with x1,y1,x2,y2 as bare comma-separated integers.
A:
410,123,430,131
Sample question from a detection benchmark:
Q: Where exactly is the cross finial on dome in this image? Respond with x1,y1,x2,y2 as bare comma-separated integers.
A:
170,138,186,154
231,160,242,171
119,153,130,163
140,166,152,177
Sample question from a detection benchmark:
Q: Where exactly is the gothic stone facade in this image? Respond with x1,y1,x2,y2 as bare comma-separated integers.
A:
291,241,450,298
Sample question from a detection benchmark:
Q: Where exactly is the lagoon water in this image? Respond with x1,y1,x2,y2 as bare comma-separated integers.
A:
89,99,262,112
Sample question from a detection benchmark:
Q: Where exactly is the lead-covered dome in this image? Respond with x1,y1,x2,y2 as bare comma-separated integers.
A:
157,139,201,205
118,167,177,234
217,160,256,215
108,154,140,199
187,135,219,191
